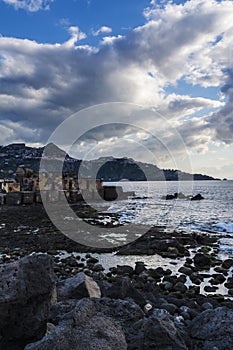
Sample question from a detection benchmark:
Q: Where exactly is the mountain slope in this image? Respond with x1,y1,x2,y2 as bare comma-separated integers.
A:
0,143,219,181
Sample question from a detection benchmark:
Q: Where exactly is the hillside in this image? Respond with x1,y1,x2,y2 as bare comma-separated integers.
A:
0,143,219,181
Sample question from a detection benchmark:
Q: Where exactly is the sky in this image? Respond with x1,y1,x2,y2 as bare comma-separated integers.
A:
0,0,233,179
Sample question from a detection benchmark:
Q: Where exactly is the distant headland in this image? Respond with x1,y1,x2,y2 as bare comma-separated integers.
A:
0,143,220,181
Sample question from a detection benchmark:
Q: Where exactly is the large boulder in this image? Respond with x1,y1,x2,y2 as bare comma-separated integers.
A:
128,309,188,350
0,254,56,349
26,297,188,350
193,253,211,269
25,298,129,350
190,306,233,349
56,272,101,301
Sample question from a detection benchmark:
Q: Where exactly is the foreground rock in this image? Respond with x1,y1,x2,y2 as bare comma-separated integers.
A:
190,307,233,349
2,252,233,349
25,298,130,350
26,298,187,350
57,271,101,301
0,254,56,350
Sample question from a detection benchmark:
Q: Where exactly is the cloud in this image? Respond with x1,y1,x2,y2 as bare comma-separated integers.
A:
2,0,54,12
64,26,87,47
92,26,112,37
207,68,233,143
0,0,233,168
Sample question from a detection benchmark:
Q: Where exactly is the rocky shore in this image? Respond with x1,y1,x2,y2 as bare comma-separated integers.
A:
1,252,233,350
1,204,233,349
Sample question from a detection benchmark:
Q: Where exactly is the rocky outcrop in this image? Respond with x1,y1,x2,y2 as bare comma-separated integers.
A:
2,251,233,350
191,194,204,201
189,307,233,349
25,298,130,350
26,298,188,350
0,254,56,350
57,272,101,301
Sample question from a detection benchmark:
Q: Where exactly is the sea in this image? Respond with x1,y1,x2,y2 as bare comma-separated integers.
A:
57,180,233,295
103,180,233,256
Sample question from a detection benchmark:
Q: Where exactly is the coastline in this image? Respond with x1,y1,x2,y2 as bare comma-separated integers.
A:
1,203,233,348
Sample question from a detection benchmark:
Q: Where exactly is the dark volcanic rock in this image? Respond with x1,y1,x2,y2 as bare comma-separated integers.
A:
134,261,147,275
204,285,218,293
194,253,211,269
98,276,147,307
222,259,233,269
128,308,188,350
25,298,145,350
26,298,188,350
178,266,193,276
25,298,128,350
117,227,190,257
0,254,56,350
190,307,233,349
56,272,101,301
190,194,204,201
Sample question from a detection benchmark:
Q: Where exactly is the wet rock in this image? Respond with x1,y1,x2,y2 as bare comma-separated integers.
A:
190,194,204,201
224,282,233,289
56,272,101,301
190,307,233,349
194,253,211,269
163,194,177,200
0,254,56,349
222,259,233,269
115,264,134,276
173,281,188,293
204,285,218,293
86,257,99,264
91,263,104,272
190,272,203,284
177,275,187,284
214,266,228,275
178,266,193,276
186,257,193,265
210,274,226,285
134,261,147,275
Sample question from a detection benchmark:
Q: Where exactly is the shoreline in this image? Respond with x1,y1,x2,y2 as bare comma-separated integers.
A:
1,204,233,348
0,203,232,297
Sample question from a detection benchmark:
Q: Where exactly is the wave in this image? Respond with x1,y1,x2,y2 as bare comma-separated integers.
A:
213,222,233,233
186,222,233,234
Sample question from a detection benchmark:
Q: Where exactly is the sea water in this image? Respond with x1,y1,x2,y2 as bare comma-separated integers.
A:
103,180,233,255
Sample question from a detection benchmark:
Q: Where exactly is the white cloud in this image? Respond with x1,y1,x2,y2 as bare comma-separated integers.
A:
2,0,54,12
0,0,233,170
64,26,87,47
92,26,112,37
